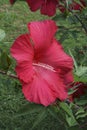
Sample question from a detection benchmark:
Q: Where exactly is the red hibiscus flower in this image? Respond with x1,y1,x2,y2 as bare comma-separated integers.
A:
10,20,73,106
26,0,58,16
69,82,87,101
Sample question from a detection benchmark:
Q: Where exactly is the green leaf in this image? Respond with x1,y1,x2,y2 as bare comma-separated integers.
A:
66,114,78,127
31,108,47,130
74,66,87,82
74,74,87,83
75,66,87,77
74,74,80,81
75,108,85,116
14,103,45,117
76,112,87,119
0,52,11,71
76,100,87,106
59,102,78,126
0,29,5,41
59,102,73,117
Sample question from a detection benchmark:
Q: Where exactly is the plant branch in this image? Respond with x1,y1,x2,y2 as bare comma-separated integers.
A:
0,70,18,79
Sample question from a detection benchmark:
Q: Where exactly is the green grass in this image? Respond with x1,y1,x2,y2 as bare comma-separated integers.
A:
0,0,87,130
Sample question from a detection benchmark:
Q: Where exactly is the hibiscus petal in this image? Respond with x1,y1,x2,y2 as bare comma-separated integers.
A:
10,34,34,63
64,71,74,86
26,0,44,11
36,39,73,72
16,62,35,83
22,65,67,106
10,34,35,83
41,0,58,16
28,20,57,51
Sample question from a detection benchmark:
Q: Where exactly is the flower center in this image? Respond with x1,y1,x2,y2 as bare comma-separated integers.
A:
33,62,56,72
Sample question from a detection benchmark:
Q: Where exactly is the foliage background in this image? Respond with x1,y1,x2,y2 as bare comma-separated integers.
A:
0,0,87,130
